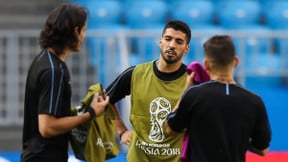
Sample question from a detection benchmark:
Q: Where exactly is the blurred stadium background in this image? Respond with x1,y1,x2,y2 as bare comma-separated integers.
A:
0,0,288,161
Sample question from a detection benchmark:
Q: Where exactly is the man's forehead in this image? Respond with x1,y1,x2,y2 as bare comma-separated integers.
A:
163,28,187,41
164,28,185,35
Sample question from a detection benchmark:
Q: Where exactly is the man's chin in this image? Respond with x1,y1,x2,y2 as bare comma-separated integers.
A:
161,53,180,64
164,58,178,64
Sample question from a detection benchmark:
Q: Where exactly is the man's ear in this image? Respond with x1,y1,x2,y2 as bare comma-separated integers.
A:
158,38,162,46
204,57,210,71
234,56,239,67
74,27,79,35
184,44,190,54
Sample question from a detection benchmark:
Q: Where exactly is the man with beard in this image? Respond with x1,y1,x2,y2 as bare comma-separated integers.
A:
105,20,191,162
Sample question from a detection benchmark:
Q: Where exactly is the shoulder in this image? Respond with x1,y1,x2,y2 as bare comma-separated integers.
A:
135,61,154,69
183,81,216,97
120,65,135,77
132,61,155,77
234,84,264,102
31,50,62,69
106,65,135,90
187,80,215,90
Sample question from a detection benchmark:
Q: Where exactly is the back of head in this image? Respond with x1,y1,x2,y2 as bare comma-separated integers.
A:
162,20,191,44
39,3,88,55
203,35,235,69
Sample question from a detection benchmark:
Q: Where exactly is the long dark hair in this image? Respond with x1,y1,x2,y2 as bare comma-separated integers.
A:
39,3,88,55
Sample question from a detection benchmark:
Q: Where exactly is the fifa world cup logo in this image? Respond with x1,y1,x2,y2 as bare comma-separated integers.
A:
148,97,171,142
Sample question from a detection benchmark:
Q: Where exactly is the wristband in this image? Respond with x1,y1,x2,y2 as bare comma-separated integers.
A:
87,106,96,119
119,129,128,139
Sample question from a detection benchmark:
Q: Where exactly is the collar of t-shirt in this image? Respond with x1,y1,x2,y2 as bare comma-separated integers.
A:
153,60,187,81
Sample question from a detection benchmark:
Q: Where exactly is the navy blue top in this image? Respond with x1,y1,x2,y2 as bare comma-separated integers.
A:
22,50,71,161
167,81,271,162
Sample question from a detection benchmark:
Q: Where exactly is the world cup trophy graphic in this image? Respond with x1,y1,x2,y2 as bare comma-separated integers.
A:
148,97,171,142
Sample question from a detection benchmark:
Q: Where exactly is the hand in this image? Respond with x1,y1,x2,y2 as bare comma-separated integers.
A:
90,92,109,117
185,71,195,90
120,130,131,145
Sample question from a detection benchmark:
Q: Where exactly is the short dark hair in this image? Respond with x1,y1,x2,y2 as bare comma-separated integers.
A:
162,20,191,44
203,35,235,66
39,3,88,55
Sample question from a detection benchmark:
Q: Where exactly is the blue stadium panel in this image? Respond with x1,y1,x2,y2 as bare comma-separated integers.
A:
124,0,168,29
123,1,167,64
229,25,282,88
263,1,288,71
245,53,283,88
265,1,288,29
217,1,262,29
86,27,128,86
232,26,273,57
84,0,124,28
79,0,127,85
259,0,278,15
133,36,160,63
126,27,162,65
170,1,215,28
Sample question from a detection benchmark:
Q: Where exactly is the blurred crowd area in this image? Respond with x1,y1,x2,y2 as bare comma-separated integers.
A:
69,0,288,31
70,0,288,89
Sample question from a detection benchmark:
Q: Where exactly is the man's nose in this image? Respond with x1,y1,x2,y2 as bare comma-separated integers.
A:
168,40,176,49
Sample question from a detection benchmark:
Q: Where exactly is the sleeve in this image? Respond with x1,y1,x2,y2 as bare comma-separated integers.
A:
38,67,64,116
167,88,196,132
250,96,272,150
105,66,135,104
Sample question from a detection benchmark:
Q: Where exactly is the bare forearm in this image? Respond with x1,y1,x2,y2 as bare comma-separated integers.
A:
38,113,91,138
111,104,128,134
113,119,128,135
38,92,109,138
110,103,132,145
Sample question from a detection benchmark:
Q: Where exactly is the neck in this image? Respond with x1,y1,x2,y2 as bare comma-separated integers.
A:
210,73,235,84
48,48,70,62
214,77,235,84
157,59,182,73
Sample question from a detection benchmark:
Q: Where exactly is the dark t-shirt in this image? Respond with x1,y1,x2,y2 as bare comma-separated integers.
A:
21,50,71,161
167,81,271,162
